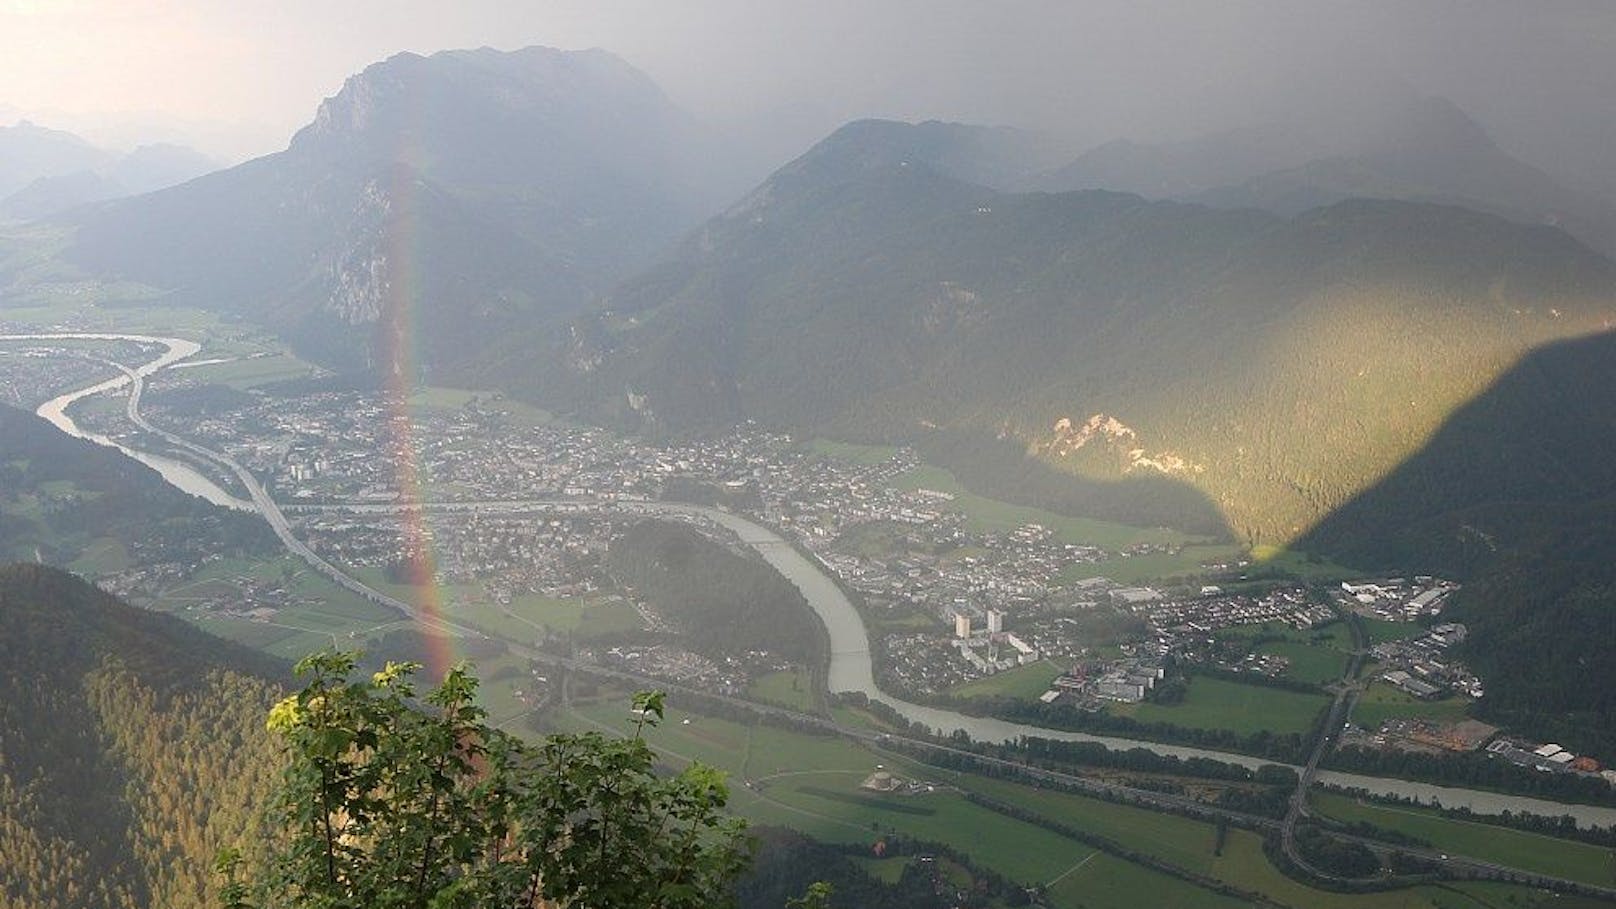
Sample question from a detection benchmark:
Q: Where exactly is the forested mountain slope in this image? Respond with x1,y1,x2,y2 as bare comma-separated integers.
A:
520,120,1616,546
0,563,283,909
1297,331,1616,754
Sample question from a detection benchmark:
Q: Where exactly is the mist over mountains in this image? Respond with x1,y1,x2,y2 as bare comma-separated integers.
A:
1032,94,1616,258
0,121,217,220
13,44,1616,554
57,46,737,374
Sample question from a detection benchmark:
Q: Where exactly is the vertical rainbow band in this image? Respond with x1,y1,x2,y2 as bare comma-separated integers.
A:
378,155,459,681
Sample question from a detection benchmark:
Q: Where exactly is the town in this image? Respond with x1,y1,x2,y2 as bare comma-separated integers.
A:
4,341,1513,761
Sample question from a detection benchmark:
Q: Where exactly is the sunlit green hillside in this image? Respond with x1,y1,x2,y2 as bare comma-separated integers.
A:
519,121,1616,547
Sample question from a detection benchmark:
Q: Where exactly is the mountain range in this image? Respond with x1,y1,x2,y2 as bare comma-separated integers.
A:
519,118,1616,549
0,121,216,220
11,44,1616,757
1031,96,1616,259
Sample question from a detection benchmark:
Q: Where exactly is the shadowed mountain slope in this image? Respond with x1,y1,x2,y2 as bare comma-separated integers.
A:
1298,330,1616,754
517,120,1616,543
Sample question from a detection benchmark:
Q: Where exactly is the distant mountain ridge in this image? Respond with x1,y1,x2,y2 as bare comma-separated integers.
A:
1034,96,1616,257
0,122,216,220
61,46,727,375
519,119,1616,546
0,120,110,199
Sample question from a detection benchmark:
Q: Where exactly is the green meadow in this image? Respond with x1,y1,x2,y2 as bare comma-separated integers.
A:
555,688,1556,908
1114,675,1330,736
1312,791,1616,887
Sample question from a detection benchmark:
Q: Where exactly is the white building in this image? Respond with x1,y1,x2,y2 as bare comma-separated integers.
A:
953,612,972,639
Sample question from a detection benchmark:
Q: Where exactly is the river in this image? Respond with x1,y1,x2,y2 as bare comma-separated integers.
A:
3,332,249,509
10,332,1616,827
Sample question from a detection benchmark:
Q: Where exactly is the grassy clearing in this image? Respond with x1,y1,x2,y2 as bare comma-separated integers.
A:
867,608,941,635
1212,621,1354,686
949,660,1062,700
66,537,134,574
1351,682,1473,728
1249,545,1364,581
1362,618,1424,643
806,437,901,465
1312,791,1616,887
748,668,816,711
849,855,911,884
406,386,556,426
1261,642,1349,685
1115,675,1329,736
178,353,318,388
892,463,1200,549
574,598,644,638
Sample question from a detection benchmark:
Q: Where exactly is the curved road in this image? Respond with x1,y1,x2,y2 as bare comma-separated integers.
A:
10,332,1616,831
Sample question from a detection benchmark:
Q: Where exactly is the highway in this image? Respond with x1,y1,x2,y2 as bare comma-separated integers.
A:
527,647,1616,901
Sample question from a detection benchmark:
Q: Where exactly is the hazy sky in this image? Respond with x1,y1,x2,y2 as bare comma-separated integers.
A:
4,0,1614,187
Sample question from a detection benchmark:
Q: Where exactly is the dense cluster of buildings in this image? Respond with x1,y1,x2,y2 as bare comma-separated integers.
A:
1046,656,1167,705
1369,622,1483,700
0,342,151,408
586,643,778,694
1339,577,1458,622
288,509,613,605
1485,738,1615,784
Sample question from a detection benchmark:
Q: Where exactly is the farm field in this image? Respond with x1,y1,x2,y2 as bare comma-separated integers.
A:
554,690,1553,908
1311,792,1616,888
553,691,1251,907
1114,675,1330,736
1216,621,1355,686
891,462,1202,550
1350,682,1473,728
151,556,403,658
749,668,817,711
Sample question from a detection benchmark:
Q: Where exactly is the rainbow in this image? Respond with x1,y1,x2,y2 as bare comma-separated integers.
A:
376,151,459,682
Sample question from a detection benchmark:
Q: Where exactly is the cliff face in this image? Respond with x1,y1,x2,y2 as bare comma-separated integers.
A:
64,46,719,378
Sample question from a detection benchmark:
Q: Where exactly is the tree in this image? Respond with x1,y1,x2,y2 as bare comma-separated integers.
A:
219,651,748,909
